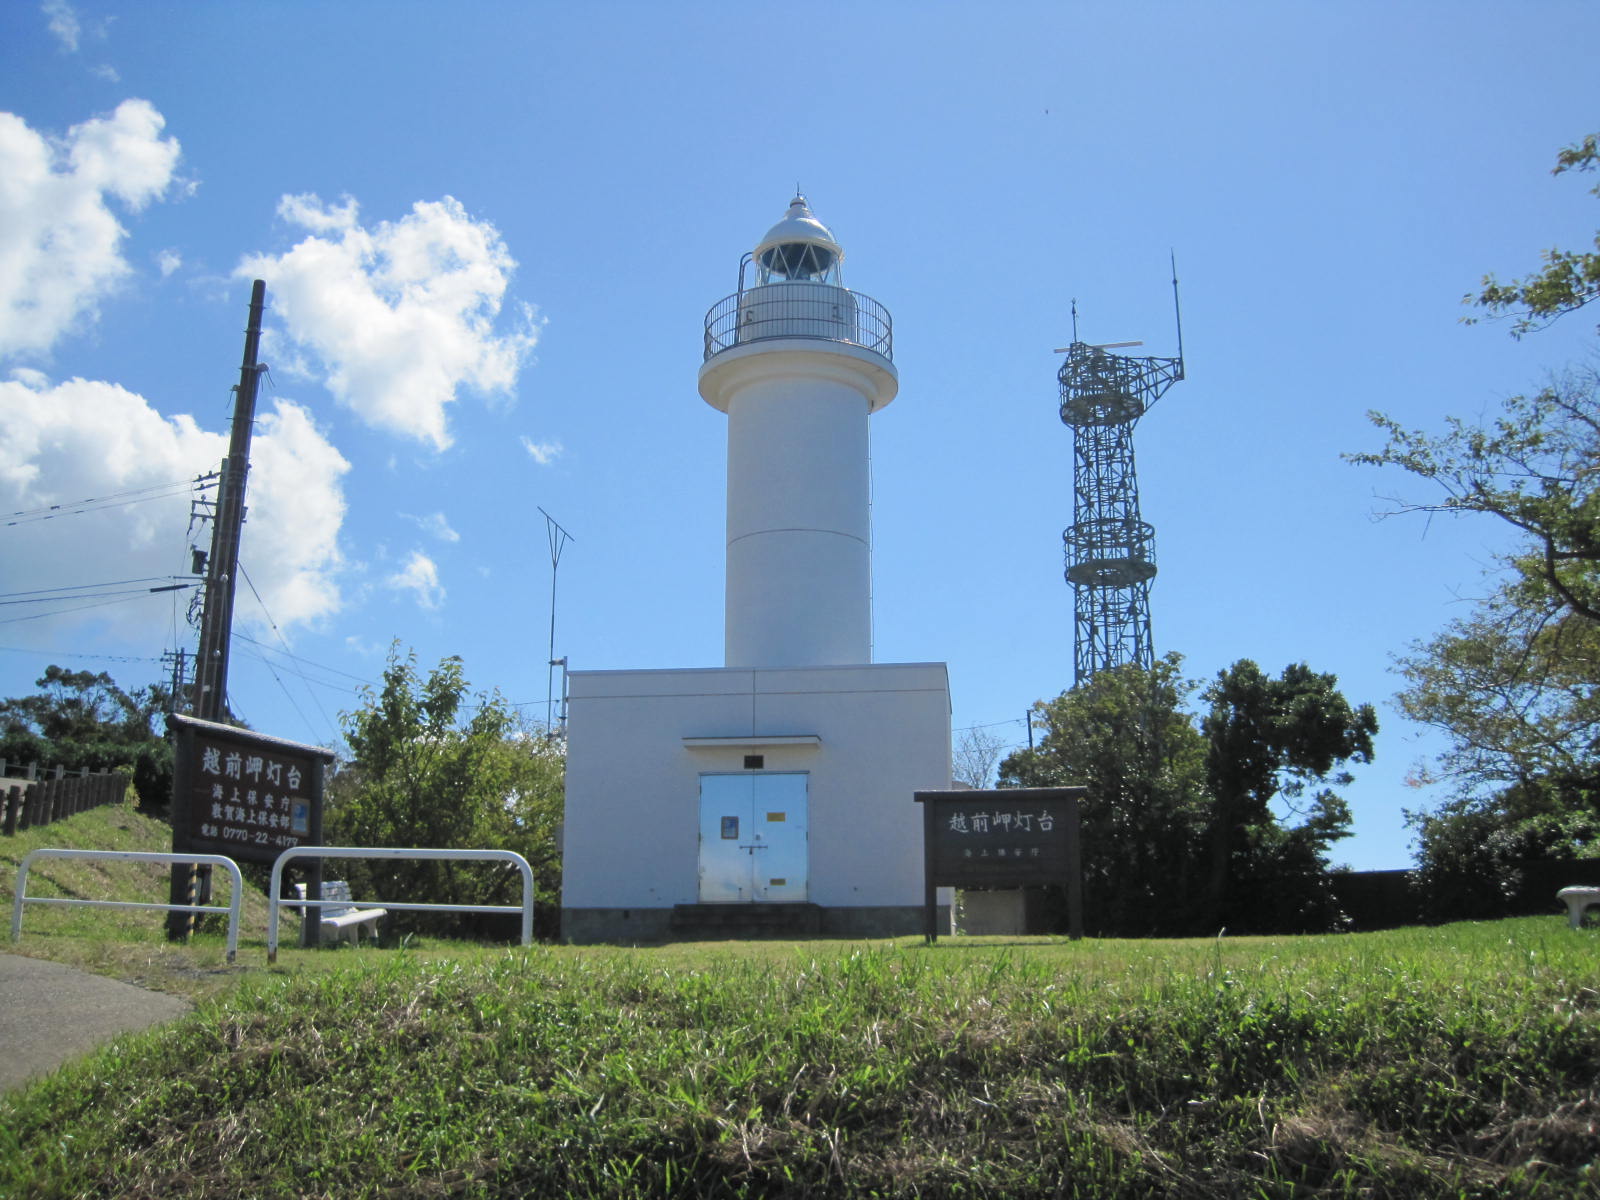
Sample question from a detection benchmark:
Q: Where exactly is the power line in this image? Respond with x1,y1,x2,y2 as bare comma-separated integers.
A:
0,576,199,602
0,584,196,625
229,632,372,688
952,716,1028,734
0,644,163,665
3,473,218,527
236,562,339,744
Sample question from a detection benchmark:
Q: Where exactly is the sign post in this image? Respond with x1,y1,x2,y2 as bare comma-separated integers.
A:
914,786,1086,942
166,713,332,941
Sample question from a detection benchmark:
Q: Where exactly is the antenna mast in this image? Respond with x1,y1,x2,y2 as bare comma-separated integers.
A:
1171,252,1185,374
539,507,574,734
1055,272,1186,686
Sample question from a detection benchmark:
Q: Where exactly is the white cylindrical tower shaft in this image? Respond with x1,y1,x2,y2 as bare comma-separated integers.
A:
698,197,897,669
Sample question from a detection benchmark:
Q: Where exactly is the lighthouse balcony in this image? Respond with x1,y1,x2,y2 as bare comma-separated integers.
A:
704,284,893,363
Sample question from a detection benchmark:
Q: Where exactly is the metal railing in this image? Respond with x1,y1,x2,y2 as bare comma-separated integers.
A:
704,286,892,362
267,846,536,962
11,849,244,962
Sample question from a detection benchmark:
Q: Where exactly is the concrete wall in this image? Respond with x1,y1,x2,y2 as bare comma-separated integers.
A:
561,662,951,938
958,889,1027,936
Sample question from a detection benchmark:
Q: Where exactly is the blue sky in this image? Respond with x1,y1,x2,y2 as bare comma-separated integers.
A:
1,1,1596,871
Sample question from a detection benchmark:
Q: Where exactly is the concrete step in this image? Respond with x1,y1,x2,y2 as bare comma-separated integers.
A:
670,902,822,937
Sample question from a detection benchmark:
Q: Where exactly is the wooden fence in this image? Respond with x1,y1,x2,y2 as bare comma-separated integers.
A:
1,768,129,836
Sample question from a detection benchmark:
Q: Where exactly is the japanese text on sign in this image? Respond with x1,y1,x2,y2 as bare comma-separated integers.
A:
189,736,314,854
945,809,1055,834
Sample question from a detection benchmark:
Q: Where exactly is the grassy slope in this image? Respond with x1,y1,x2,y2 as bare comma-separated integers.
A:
4,812,1599,1198
1,800,272,997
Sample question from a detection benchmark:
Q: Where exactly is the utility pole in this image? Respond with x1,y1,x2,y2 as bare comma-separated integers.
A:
161,648,188,713
169,280,266,940
191,279,267,724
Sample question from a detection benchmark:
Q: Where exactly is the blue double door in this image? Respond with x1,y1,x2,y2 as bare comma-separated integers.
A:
697,773,808,903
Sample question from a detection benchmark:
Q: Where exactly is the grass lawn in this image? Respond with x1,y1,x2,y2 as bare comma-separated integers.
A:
4,804,1599,1197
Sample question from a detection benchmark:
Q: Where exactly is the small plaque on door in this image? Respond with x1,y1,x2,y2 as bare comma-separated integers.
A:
769,878,787,886
721,816,739,839
766,812,786,822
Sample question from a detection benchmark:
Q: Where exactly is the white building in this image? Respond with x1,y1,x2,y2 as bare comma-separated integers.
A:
560,198,952,942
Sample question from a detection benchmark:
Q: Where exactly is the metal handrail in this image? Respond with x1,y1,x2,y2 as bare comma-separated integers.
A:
703,287,892,362
267,846,536,962
11,849,244,963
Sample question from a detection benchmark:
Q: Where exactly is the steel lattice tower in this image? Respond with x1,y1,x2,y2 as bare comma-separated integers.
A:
1058,319,1183,686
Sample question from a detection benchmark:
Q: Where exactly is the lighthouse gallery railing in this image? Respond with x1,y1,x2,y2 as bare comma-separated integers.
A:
704,287,892,362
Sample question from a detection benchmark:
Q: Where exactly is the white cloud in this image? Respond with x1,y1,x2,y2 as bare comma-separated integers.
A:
521,436,563,465
405,511,460,543
243,401,351,629
42,0,80,52
0,100,181,358
156,247,181,277
386,550,444,610
238,193,539,450
91,64,120,83
0,373,349,645
276,192,359,235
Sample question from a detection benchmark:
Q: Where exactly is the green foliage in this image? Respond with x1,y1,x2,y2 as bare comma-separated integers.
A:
1351,365,1600,623
1396,590,1600,796
0,665,173,809
1352,134,1600,622
1000,654,1212,935
5,925,1599,1198
1410,786,1600,922
1351,135,1600,905
327,644,563,937
1468,132,1600,337
1000,655,1374,935
1379,575,1600,917
1202,660,1376,932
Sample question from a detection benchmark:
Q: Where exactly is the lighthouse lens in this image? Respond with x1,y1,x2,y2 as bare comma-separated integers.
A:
760,242,836,280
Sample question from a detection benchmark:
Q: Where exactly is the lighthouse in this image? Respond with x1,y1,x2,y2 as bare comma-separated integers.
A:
559,198,952,942
699,195,896,669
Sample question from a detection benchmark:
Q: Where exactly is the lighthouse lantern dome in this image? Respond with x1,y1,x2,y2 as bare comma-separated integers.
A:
754,195,843,284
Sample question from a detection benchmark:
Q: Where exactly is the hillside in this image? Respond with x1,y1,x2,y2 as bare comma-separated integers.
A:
2,798,268,994
6,804,1600,1197
3,918,1599,1197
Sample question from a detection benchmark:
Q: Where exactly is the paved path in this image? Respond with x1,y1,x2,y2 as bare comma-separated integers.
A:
0,952,191,1092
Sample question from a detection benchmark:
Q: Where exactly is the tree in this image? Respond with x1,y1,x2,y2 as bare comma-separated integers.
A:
1408,784,1600,923
0,665,173,809
1351,134,1600,622
328,645,563,937
1001,655,1211,935
1394,589,1600,917
1200,661,1376,932
1395,590,1600,796
1350,365,1600,624
1000,654,1374,936
1468,132,1599,338
952,724,1009,789
1349,134,1600,913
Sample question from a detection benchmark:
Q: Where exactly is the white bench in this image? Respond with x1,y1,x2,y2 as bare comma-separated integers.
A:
1557,886,1600,929
294,880,386,946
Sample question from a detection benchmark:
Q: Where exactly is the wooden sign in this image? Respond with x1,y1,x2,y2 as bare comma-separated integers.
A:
915,787,1085,941
168,713,332,865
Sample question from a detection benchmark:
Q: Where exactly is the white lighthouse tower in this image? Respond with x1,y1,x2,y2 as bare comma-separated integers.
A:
700,196,897,669
559,198,952,942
